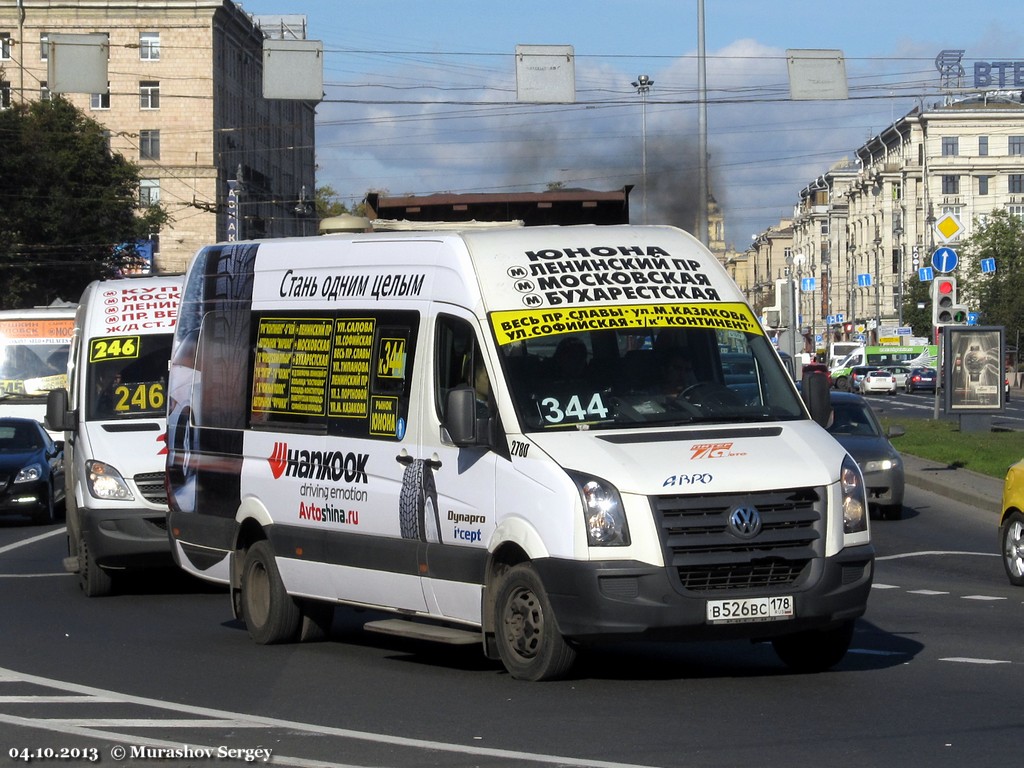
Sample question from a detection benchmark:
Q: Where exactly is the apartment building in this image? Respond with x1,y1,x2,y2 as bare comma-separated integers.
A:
745,93,1024,345
0,0,316,273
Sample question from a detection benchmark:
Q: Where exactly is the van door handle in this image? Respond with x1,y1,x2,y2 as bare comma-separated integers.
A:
395,453,413,466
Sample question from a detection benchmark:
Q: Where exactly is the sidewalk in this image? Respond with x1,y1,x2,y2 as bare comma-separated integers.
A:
901,452,1005,512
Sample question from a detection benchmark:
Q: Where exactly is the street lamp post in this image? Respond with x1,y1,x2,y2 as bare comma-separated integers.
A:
873,231,882,343
632,74,653,225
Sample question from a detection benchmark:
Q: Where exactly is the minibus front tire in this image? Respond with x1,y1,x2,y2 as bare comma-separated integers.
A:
494,563,576,681
78,536,114,597
241,541,302,644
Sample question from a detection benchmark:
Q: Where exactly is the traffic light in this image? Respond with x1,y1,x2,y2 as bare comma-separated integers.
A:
932,277,957,325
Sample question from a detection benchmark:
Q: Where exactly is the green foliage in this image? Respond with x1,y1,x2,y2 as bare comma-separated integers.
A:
0,97,166,309
900,274,933,338
315,185,349,219
880,414,1024,479
960,209,1024,343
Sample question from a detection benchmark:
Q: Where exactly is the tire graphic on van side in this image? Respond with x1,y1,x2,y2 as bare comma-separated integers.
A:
398,459,440,542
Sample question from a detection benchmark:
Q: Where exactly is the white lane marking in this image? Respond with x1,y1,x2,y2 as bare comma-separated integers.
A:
0,527,64,555
962,595,1006,601
872,583,900,589
0,666,660,768
876,550,999,561
908,590,949,595
940,657,1012,665
0,573,71,578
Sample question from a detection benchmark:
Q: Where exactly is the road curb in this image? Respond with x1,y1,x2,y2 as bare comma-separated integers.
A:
901,452,1003,512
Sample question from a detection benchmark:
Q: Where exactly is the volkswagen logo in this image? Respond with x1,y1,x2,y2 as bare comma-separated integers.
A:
728,506,762,539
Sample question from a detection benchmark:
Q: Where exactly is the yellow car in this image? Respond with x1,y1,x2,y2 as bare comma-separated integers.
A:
1000,459,1024,586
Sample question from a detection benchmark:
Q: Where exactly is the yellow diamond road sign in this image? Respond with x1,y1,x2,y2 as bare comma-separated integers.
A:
935,213,963,243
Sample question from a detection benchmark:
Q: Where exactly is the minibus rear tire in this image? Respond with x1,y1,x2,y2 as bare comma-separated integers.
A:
494,563,576,681
241,540,301,644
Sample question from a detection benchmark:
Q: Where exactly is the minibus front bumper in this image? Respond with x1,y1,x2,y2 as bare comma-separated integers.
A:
77,505,173,569
533,543,874,641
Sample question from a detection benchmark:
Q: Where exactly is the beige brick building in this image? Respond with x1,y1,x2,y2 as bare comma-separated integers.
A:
751,94,1024,347
0,0,317,273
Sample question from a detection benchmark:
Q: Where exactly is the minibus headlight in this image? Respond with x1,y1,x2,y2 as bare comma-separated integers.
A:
14,463,43,483
841,455,868,534
85,460,134,501
568,471,630,547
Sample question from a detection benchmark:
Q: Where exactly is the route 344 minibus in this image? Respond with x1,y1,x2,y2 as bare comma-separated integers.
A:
165,225,872,680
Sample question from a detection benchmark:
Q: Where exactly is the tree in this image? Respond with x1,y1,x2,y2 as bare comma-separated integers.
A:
0,97,167,309
900,274,933,339
960,209,1024,348
314,185,349,219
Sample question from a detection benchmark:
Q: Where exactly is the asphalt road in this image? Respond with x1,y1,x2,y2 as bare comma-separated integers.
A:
1,482,1021,768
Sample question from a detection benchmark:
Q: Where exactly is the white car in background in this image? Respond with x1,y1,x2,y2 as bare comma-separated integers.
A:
883,365,911,389
859,369,897,395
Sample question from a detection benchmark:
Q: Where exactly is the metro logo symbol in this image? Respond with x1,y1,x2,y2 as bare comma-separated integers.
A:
269,441,288,479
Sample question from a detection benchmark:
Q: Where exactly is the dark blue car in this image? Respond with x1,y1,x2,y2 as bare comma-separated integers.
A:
0,417,65,525
904,367,937,394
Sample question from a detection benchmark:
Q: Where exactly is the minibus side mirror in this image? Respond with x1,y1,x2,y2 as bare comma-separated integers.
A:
445,386,488,447
45,388,77,433
800,370,831,428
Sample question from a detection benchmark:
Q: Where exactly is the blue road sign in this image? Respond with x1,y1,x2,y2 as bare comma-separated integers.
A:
918,266,934,282
801,277,816,291
968,312,980,326
931,246,959,273
981,257,996,274
857,273,872,287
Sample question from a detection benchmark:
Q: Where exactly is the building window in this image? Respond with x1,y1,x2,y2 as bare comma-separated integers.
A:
139,179,160,207
1010,174,1024,195
941,175,960,195
979,176,989,195
979,136,989,156
0,81,10,109
1008,205,1024,219
140,81,160,109
139,32,160,61
40,33,48,61
941,137,959,156
1,33,11,60
139,130,160,161
91,85,110,110
1011,137,1024,156
40,82,51,101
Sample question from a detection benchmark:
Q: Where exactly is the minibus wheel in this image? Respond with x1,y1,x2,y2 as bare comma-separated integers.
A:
771,620,854,673
494,563,576,681
240,540,301,644
78,536,113,598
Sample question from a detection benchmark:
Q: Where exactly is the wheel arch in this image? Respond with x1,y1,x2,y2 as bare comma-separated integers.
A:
229,500,272,617
480,541,530,659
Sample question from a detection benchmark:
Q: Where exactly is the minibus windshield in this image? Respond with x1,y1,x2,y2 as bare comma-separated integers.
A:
497,323,805,431
86,334,174,420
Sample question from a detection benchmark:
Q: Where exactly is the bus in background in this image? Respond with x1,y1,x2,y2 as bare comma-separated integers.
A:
0,303,77,435
830,344,937,390
46,276,182,597
827,341,860,370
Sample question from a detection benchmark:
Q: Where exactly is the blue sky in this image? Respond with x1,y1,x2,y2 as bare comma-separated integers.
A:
239,0,1022,248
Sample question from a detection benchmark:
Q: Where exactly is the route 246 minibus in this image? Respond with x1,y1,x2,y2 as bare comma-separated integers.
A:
47,275,182,596
165,225,872,680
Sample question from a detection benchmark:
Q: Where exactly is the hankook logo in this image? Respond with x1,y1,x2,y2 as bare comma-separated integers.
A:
728,506,762,539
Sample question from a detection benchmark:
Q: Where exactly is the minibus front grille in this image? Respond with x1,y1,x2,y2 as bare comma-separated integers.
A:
134,472,168,506
652,486,824,593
